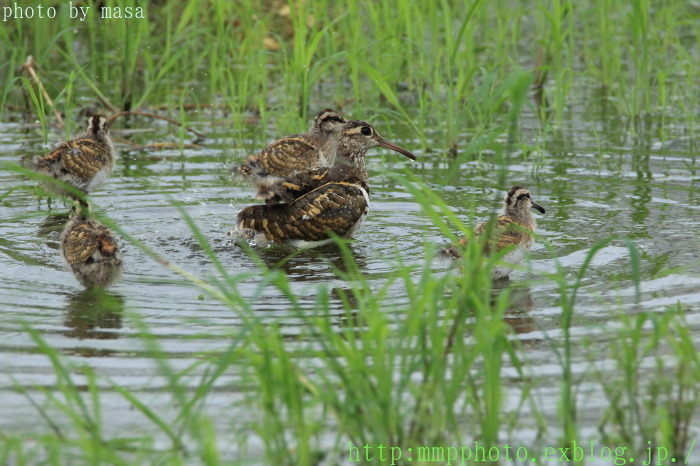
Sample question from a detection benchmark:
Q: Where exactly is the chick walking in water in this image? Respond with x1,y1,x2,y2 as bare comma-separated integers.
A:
60,202,123,289
34,115,115,199
441,186,545,280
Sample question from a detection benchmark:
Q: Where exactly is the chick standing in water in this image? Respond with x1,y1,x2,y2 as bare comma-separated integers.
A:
441,186,545,280
60,202,123,289
34,115,115,199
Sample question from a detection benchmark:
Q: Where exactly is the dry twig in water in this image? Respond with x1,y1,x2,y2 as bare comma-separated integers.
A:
107,111,206,138
21,56,64,128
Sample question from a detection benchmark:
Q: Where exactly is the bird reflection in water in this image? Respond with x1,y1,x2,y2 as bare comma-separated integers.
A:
239,240,368,283
36,211,71,242
499,285,537,337
63,288,124,341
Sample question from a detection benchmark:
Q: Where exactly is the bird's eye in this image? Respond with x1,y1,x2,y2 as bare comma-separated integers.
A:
517,193,530,201
360,126,372,136
326,116,344,123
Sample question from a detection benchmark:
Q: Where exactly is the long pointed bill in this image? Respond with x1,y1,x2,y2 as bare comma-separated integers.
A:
376,136,417,161
531,201,545,214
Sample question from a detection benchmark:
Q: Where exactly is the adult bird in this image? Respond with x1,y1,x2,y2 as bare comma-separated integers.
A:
231,120,416,248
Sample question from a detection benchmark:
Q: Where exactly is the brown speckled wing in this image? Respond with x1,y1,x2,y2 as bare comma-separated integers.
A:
474,216,530,254
62,221,119,265
239,137,321,179
37,139,111,181
237,182,368,243
441,216,531,260
266,167,332,203
255,167,331,204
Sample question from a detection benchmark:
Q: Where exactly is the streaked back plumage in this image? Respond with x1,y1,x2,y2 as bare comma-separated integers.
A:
236,109,346,201
34,115,115,198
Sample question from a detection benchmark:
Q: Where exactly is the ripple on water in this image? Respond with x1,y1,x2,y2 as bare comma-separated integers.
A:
1,107,699,450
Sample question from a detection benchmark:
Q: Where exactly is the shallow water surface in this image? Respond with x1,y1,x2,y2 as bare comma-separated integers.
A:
1,96,699,461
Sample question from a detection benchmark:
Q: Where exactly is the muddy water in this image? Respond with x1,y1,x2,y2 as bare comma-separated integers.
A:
1,96,699,461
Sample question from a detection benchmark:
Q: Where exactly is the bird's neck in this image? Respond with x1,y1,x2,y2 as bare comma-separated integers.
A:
504,207,535,229
327,145,367,183
81,129,110,144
